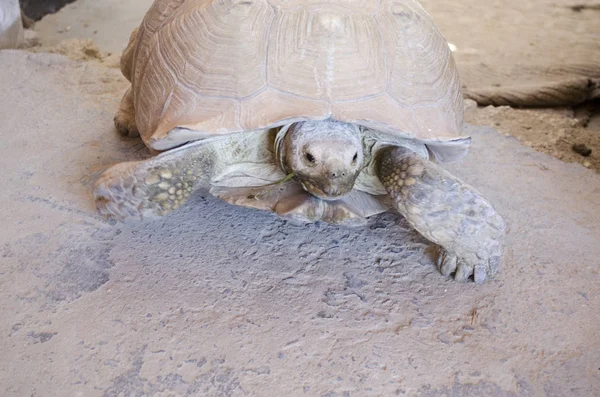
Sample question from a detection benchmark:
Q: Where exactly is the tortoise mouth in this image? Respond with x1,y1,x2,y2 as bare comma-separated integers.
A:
298,178,352,201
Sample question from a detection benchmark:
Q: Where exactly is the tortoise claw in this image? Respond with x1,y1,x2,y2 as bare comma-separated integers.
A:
436,249,457,277
436,247,501,284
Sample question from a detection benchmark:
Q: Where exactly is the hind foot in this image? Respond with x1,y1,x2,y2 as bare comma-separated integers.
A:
114,88,139,138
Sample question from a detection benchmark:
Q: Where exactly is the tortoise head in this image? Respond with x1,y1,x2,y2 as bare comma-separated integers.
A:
279,120,364,201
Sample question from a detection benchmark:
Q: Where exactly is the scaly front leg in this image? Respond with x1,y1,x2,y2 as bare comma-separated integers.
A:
376,147,506,283
93,142,218,220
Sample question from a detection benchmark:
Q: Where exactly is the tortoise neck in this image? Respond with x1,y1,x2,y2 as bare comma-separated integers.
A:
274,123,294,174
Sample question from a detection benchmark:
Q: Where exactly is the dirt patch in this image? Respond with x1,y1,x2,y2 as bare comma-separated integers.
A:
420,0,600,173
25,35,120,67
465,102,600,172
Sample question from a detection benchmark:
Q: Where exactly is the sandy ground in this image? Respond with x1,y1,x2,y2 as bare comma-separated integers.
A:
1,0,599,396
32,0,153,54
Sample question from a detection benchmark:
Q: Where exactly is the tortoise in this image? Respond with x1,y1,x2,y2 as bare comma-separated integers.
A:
94,0,506,283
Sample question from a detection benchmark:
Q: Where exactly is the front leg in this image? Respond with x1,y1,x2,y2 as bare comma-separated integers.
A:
93,142,217,220
376,147,506,283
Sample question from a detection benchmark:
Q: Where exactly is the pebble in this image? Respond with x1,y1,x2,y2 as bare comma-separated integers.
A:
572,143,592,157
583,161,591,168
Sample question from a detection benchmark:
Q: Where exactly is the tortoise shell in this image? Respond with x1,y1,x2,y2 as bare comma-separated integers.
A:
122,0,465,153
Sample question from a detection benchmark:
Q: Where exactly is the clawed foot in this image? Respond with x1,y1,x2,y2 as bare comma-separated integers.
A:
114,114,139,138
436,247,502,284
377,146,506,284
114,88,139,138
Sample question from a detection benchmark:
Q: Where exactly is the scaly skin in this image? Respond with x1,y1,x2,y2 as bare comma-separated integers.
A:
376,146,506,283
94,143,218,220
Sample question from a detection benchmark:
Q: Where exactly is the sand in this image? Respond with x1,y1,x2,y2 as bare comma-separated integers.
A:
1,1,599,395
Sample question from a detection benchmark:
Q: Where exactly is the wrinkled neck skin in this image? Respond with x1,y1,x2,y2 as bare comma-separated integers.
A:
276,120,369,201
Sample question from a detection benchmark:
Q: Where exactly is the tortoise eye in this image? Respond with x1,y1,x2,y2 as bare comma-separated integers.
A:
305,152,316,164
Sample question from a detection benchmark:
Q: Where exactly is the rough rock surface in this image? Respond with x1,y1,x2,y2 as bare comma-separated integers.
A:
0,50,599,396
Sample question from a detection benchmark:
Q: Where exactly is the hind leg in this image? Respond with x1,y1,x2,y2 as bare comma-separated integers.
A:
114,87,139,138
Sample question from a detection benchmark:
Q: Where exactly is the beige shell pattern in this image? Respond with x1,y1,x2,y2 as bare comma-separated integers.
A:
123,0,466,153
